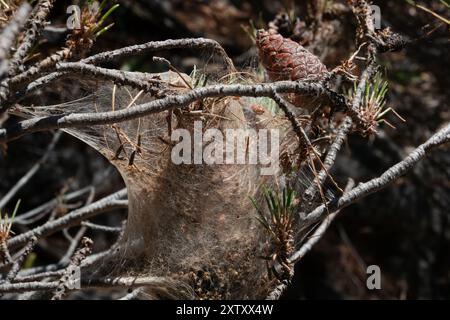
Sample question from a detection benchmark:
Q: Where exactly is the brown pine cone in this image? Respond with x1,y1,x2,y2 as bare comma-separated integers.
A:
256,29,328,111
256,29,327,82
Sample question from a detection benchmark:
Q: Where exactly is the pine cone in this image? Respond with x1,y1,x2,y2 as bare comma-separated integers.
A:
256,29,327,82
256,29,328,110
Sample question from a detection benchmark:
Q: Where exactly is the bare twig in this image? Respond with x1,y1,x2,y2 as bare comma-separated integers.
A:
0,240,12,265
290,180,355,264
54,62,165,95
2,37,235,109
51,237,93,300
0,3,32,80
7,71,68,106
349,0,407,52
0,131,61,210
0,275,170,295
85,275,170,288
8,0,56,77
0,0,56,113
304,123,450,226
58,227,87,266
0,280,59,293
2,236,37,284
266,280,289,300
0,81,353,143
82,38,235,71
271,91,306,145
81,221,122,233
410,2,450,25
8,48,70,88
272,91,342,195
7,188,127,248
14,186,94,225
302,19,379,204
12,269,64,283
15,224,126,281
302,117,353,203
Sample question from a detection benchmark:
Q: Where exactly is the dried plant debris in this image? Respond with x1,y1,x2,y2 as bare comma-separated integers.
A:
0,0,22,28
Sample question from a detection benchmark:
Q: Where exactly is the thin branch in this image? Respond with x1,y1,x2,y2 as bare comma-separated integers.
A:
51,237,93,300
0,275,170,294
3,71,68,111
0,81,353,143
8,48,70,88
8,0,56,77
58,226,87,266
0,1,56,113
411,2,450,25
290,180,355,264
2,236,37,284
82,38,235,71
272,91,342,195
0,131,61,210
304,123,450,226
349,0,407,52
266,280,290,300
0,280,58,293
7,188,127,248
0,49,70,112
12,269,64,283
302,40,378,204
271,91,306,144
85,276,170,288
2,37,235,104
55,62,165,95
302,116,353,203
81,221,122,233
14,186,94,225
15,227,126,281
0,3,32,80
3,37,235,108
0,240,13,265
